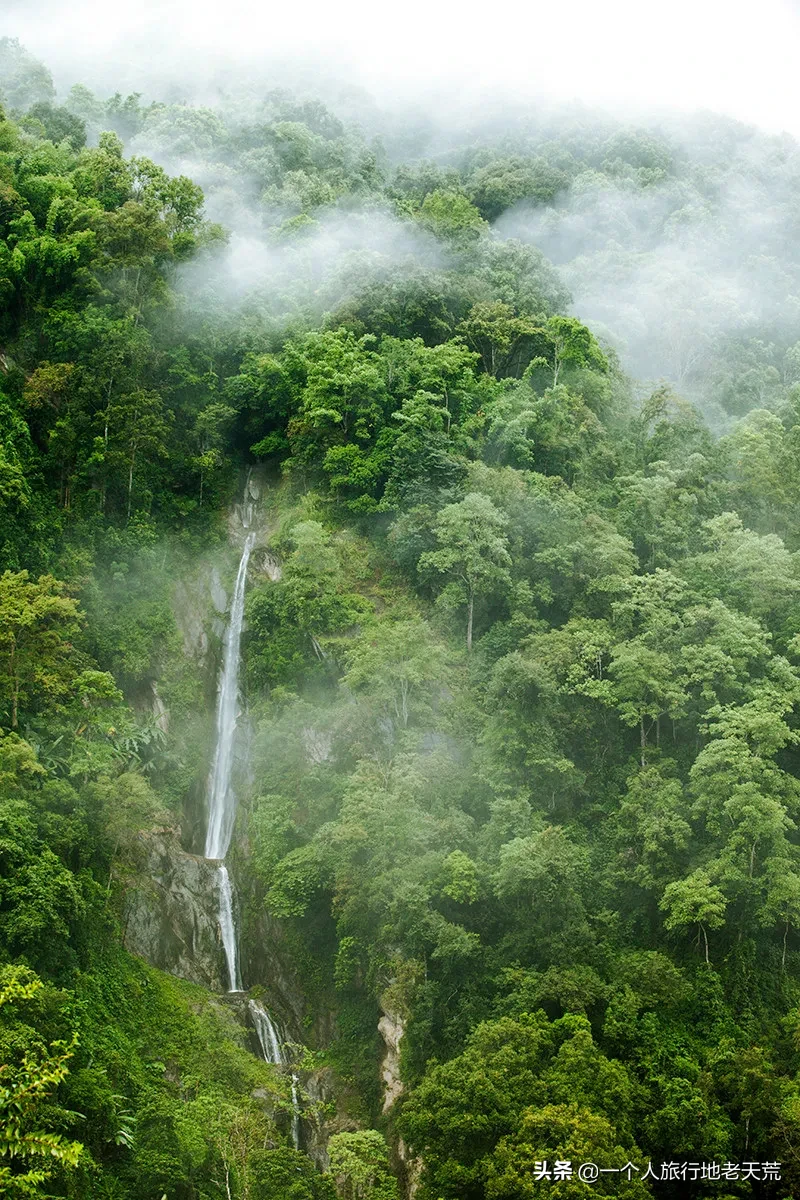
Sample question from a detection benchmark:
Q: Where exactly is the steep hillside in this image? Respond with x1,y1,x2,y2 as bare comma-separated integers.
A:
3,39,800,1199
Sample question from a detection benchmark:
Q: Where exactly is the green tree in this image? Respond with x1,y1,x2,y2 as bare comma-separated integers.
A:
191,402,236,507
0,965,82,1197
613,767,691,894
247,522,369,687
26,103,86,150
468,156,570,220
545,316,608,387
343,619,446,730
494,827,588,954
0,572,81,729
486,1105,650,1199
399,1014,636,1200
457,302,546,379
0,39,55,110
327,1130,398,1200
250,1146,336,1199
418,190,487,240
660,869,727,964
284,330,388,475
105,388,172,519
419,492,512,650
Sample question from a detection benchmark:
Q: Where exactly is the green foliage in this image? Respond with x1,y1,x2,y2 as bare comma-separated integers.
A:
25,103,86,150
327,1129,398,1200
0,965,82,1198
486,1105,650,1199
0,39,55,111
250,1146,336,1198
343,619,446,730
418,492,512,649
398,1013,641,1200
418,190,487,240
468,155,570,219
0,572,81,730
6,54,800,1200
247,520,370,687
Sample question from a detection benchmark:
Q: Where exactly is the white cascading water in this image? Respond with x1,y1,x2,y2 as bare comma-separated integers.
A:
205,530,256,863
203,481,302,1145
249,999,283,1062
217,865,241,992
203,490,254,992
290,1074,301,1150
249,1000,302,1149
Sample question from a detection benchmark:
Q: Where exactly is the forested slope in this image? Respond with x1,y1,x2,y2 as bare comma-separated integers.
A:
3,34,800,1199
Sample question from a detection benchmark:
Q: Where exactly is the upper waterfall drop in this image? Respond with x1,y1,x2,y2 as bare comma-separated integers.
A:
204,529,256,862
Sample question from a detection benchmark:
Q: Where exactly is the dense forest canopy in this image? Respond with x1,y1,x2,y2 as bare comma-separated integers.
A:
3,30,800,1200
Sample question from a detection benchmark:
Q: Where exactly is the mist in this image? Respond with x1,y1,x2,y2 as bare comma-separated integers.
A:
4,0,800,415
7,5,800,1189
5,0,800,136
176,208,446,335
495,130,800,418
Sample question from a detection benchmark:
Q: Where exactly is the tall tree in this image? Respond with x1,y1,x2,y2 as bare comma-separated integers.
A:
0,572,80,729
0,966,82,1197
419,492,512,650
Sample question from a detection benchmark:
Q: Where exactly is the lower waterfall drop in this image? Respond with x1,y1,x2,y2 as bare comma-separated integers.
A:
290,1074,301,1152
249,999,282,1061
217,865,241,992
249,1000,302,1149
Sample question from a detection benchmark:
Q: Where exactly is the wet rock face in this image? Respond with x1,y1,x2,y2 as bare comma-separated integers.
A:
173,569,215,671
302,1067,360,1171
397,1138,423,1200
379,1010,405,1113
379,1009,423,1198
209,567,228,617
302,726,332,764
238,879,331,1041
121,831,226,990
150,681,170,734
259,550,282,581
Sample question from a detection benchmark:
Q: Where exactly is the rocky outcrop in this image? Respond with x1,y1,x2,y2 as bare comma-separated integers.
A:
150,681,170,734
259,550,282,581
121,831,227,990
379,1008,423,1198
302,726,332,764
397,1139,423,1200
120,829,319,1043
378,1010,405,1113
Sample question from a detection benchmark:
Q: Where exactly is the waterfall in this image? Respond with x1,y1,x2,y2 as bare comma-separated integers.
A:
290,1074,301,1151
204,523,254,993
250,999,283,1063
250,1000,302,1149
217,865,241,992
205,530,256,862
203,482,302,1148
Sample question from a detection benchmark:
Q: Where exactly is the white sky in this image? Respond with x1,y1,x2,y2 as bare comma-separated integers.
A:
4,0,800,134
